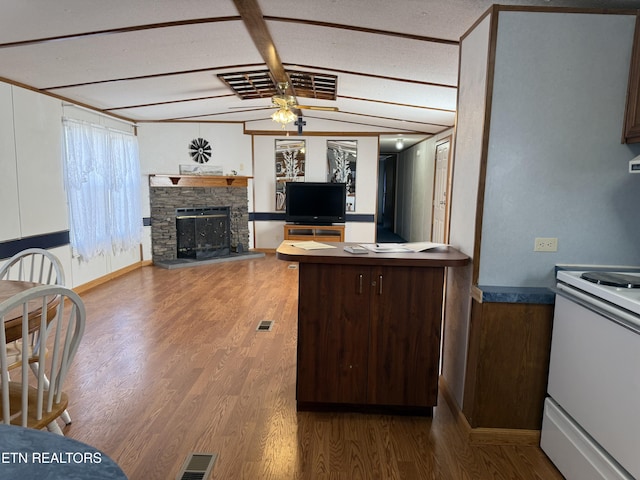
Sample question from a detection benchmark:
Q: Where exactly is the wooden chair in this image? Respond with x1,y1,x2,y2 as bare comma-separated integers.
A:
0,248,65,286
0,285,85,435
0,248,72,424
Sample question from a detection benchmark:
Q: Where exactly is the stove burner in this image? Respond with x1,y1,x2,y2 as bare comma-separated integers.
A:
580,272,640,288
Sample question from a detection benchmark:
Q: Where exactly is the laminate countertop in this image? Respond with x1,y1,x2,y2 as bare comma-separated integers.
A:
276,242,469,268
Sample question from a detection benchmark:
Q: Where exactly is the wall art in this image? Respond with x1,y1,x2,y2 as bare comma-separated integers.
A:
275,139,306,211
327,140,357,211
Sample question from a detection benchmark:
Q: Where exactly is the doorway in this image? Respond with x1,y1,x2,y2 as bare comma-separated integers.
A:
377,154,405,243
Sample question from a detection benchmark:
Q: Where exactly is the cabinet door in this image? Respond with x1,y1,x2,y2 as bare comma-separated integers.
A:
624,15,640,143
296,263,371,404
367,266,444,407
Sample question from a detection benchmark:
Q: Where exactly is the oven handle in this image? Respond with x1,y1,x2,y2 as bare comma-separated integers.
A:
556,283,640,335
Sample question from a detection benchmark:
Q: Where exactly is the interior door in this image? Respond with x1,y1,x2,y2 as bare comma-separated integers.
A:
431,138,452,243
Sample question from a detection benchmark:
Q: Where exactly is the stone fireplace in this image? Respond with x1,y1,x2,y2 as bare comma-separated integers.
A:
149,175,251,264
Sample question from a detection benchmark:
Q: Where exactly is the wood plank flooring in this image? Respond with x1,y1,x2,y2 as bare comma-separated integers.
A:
60,253,562,479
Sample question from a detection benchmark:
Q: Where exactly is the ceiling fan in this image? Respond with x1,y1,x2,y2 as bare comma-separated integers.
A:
230,82,338,128
270,82,337,129
270,82,338,112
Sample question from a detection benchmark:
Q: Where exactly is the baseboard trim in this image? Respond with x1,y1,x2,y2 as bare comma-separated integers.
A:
251,248,276,254
439,377,541,446
73,261,147,295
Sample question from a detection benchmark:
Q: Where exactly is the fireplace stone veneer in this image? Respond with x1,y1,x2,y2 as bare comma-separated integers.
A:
149,176,250,264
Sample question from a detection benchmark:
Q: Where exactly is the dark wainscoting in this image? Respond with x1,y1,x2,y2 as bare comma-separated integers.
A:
0,231,70,259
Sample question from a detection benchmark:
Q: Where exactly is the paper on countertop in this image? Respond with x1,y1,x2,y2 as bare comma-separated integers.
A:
287,241,337,250
359,242,447,253
359,243,412,253
402,241,447,252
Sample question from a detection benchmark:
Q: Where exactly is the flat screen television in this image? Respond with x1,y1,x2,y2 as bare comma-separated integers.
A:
285,182,346,225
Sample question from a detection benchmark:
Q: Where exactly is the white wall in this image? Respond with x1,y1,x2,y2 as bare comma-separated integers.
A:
443,13,492,408
137,127,379,250
136,122,253,259
252,135,379,249
0,82,20,239
0,83,142,288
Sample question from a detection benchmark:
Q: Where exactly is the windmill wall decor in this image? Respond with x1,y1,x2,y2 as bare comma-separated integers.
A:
189,138,212,163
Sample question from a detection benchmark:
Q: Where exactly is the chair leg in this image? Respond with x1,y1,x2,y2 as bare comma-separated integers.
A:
30,362,72,424
61,410,72,425
47,420,64,435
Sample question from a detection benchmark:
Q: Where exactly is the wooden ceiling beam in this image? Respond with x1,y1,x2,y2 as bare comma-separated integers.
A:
232,0,290,90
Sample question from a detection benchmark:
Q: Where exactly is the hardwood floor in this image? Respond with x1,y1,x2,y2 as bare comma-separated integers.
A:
61,253,562,479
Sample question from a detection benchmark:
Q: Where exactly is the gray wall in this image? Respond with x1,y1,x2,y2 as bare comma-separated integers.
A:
479,12,640,287
445,8,640,411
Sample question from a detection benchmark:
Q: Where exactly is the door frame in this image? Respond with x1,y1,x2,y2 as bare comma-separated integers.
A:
431,136,453,243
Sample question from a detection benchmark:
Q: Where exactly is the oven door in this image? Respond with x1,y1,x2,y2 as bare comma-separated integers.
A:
543,290,640,479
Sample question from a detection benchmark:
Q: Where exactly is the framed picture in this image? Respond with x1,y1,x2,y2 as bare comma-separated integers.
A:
327,140,357,211
179,164,223,175
275,139,306,211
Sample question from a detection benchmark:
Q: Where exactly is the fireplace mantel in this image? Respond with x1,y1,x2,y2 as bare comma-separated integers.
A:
149,174,251,188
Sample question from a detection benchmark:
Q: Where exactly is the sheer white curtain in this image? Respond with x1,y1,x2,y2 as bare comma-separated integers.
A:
62,118,142,261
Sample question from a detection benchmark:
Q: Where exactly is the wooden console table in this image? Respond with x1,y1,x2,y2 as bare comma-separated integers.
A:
283,224,345,242
276,242,469,414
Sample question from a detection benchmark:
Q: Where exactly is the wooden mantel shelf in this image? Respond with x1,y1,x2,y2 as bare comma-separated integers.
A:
149,174,252,188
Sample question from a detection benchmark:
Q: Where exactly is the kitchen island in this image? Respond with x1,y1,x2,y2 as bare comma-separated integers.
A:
276,241,469,414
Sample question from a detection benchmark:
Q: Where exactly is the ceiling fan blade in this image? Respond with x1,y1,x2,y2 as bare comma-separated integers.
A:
227,105,273,110
296,105,339,111
273,97,291,108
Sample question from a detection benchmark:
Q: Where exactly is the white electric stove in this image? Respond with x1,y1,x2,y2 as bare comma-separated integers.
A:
541,268,640,480
556,269,640,318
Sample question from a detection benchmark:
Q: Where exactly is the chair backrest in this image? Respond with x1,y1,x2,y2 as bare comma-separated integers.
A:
0,285,85,429
0,248,65,286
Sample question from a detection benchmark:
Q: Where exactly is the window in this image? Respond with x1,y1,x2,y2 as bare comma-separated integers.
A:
62,118,141,261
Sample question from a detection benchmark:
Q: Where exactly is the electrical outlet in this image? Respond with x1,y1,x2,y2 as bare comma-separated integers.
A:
534,237,558,252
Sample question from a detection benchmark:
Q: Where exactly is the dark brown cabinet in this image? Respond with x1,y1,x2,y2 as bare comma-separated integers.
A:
297,264,370,405
296,262,444,411
462,298,554,430
623,15,640,143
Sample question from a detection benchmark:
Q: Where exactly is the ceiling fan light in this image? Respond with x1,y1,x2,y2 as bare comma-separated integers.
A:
271,107,297,127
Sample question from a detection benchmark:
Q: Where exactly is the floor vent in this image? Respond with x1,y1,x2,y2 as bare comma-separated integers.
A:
288,264,298,269
256,320,273,331
176,452,217,480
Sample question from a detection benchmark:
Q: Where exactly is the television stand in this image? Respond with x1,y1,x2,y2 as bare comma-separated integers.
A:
283,224,345,242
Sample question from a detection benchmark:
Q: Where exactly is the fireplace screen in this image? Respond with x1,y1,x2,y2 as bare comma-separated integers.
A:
176,207,230,259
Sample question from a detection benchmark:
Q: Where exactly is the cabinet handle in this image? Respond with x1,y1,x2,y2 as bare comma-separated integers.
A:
378,275,383,295
358,274,363,294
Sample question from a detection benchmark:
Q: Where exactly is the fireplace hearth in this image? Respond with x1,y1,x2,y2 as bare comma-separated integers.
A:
176,206,230,260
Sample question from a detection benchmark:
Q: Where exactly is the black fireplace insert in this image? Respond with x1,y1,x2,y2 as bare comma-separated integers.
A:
176,206,230,259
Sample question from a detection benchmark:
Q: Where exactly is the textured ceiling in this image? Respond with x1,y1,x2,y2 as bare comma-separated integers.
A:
1,0,639,152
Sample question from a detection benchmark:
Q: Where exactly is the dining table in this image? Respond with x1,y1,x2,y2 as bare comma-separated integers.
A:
0,423,128,479
0,279,59,344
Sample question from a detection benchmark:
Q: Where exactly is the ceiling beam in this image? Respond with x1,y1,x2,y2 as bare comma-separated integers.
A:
0,17,242,49
232,0,289,88
264,16,459,46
